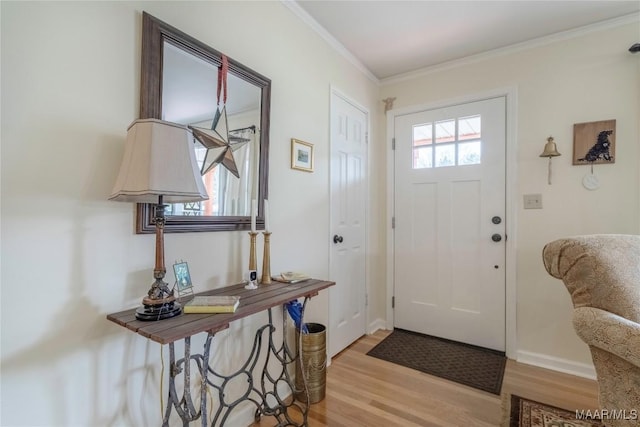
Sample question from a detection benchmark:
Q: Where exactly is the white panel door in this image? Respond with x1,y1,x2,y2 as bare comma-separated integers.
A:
329,91,367,357
393,97,506,351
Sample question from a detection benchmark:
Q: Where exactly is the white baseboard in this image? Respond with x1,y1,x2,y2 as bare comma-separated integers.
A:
225,403,254,427
516,350,597,380
368,317,387,334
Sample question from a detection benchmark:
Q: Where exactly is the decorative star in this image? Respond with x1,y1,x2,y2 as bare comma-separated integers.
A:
189,106,248,178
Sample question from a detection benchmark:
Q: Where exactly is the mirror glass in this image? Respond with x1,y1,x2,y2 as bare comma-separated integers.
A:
136,12,270,233
162,42,261,217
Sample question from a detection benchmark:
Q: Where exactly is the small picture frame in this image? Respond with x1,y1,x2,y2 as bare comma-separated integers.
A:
173,261,193,295
291,138,314,172
573,119,616,165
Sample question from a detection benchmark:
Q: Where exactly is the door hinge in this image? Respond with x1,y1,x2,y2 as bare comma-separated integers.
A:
392,217,395,229
365,132,369,144
365,293,368,307
392,138,396,150
392,296,395,308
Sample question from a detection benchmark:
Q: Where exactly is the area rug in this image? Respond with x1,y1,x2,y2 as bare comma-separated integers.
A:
507,395,604,427
366,328,506,394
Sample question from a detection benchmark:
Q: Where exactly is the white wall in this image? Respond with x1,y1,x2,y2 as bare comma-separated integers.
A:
0,2,380,426
380,21,640,370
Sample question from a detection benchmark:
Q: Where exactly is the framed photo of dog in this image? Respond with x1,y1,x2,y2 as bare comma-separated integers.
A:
572,119,616,165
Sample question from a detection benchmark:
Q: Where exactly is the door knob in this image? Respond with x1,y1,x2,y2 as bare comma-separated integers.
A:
491,216,502,225
491,233,502,242
333,235,344,244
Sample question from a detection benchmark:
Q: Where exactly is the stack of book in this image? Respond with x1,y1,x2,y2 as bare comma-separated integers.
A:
183,295,240,314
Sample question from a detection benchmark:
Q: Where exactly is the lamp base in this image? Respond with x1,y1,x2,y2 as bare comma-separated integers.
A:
135,300,182,321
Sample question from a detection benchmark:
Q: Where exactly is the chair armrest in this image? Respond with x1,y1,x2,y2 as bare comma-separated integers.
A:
573,306,640,368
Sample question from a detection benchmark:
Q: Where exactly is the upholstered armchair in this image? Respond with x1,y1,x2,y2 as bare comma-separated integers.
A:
542,235,640,427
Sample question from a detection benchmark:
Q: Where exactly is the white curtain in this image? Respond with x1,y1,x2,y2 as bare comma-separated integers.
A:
218,127,257,216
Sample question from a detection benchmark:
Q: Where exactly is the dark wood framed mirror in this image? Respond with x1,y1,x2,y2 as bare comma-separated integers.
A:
136,12,270,233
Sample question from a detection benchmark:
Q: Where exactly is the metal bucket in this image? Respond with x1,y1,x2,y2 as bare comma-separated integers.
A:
295,323,326,404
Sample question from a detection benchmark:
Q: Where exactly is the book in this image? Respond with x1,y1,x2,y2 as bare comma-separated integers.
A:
183,295,240,314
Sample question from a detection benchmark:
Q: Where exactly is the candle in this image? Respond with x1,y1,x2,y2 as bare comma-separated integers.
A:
264,199,270,232
251,199,256,233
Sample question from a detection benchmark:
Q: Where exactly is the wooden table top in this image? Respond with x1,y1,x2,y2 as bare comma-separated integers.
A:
106,279,335,344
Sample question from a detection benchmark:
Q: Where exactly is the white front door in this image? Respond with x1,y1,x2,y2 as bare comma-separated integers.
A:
393,96,506,351
329,90,368,357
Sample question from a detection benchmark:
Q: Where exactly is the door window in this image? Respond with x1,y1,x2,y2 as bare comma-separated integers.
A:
412,115,481,168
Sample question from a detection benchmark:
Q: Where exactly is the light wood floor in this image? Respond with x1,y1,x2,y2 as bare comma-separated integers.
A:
257,329,599,426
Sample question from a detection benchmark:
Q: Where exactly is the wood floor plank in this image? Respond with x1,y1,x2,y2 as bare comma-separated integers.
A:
253,330,599,426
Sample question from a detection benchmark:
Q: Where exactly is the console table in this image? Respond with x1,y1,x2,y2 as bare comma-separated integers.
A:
107,279,334,427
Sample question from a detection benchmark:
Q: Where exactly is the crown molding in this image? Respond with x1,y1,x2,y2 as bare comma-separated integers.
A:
381,12,640,86
282,0,380,84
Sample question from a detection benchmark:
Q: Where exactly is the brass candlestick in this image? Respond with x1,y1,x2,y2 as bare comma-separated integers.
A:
261,231,272,284
245,231,258,289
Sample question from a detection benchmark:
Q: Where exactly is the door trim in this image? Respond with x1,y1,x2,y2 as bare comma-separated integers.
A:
385,87,518,358
329,86,370,355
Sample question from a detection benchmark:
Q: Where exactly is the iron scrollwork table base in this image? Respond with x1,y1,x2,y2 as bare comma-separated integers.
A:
107,279,334,427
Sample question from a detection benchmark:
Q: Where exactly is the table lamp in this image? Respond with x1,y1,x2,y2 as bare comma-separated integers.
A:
110,119,208,320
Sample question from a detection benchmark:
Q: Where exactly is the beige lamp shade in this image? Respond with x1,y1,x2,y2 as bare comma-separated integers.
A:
110,119,209,203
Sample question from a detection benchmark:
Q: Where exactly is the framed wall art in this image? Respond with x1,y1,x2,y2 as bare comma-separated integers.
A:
572,119,616,165
291,138,314,172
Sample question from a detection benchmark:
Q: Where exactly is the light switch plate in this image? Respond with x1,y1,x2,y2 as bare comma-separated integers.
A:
523,194,542,209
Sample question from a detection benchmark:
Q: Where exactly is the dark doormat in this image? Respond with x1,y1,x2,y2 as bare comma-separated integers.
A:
366,328,506,394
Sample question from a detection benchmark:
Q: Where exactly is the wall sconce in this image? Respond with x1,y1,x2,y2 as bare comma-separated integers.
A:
539,136,561,185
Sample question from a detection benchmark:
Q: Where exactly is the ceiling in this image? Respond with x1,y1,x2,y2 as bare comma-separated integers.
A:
293,1,640,80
